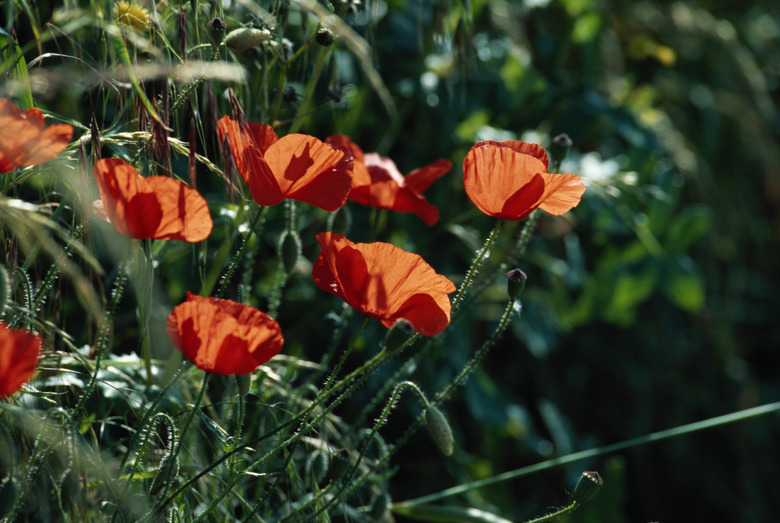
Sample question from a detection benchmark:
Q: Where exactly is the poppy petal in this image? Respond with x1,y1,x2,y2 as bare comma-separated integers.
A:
93,158,213,242
463,141,546,218
326,135,371,188
0,322,41,398
403,159,452,193
167,293,283,375
0,99,72,173
217,116,283,206
536,172,587,215
265,134,352,211
313,233,456,336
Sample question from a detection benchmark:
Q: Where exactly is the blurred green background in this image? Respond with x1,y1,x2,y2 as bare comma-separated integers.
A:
330,0,780,521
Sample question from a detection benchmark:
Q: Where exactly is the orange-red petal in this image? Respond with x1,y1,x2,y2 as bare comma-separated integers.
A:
219,117,353,210
0,322,41,398
312,232,456,336
326,135,371,187
264,134,353,211
93,158,213,242
166,292,283,375
463,140,584,220
0,98,73,173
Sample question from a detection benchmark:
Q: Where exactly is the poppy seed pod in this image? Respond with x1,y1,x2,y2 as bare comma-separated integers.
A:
571,471,603,504
424,405,454,456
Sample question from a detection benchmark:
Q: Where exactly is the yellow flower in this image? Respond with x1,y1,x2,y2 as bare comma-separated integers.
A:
114,1,150,31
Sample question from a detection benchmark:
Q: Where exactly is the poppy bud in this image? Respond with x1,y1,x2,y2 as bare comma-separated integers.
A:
327,205,352,235
306,449,329,484
424,405,454,456
280,231,301,274
0,264,9,315
506,268,527,300
283,85,302,103
235,373,251,396
571,471,603,504
385,318,415,351
550,133,573,164
225,27,272,51
328,448,352,482
208,17,226,32
149,451,179,496
315,28,335,46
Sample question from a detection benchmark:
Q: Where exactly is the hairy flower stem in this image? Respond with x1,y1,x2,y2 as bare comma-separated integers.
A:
327,299,520,513
524,502,579,523
154,333,421,516
136,241,155,385
451,219,503,310
215,206,265,299
282,381,430,521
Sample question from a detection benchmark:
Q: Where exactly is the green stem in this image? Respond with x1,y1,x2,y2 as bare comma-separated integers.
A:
401,401,780,506
524,502,578,523
216,206,265,299
451,219,502,310
288,44,329,134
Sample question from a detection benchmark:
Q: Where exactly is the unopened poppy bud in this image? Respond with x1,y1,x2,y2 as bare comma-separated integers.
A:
235,373,251,396
307,449,329,483
327,206,352,235
280,231,301,274
385,318,415,351
424,405,454,456
315,28,335,46
208,17,226,32
283,85,302,103
571,471,603,504
550,133,573,165
506,268,527,300
0,264,9,314
225,27,272,51
149,451,179,496
328,448,352,482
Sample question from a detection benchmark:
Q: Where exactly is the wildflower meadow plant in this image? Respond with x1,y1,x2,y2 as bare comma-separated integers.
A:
1,1,778,522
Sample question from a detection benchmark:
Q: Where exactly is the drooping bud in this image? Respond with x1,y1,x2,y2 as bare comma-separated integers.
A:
571,470,603,504
385,318,415,352
328,448,352,482
149,451,179,496
235,373,251,396
208,18,226,32
280,231,301,274
424,405,454,456
506,268,527,300
225,27,272,51
306,449,329,484
315,28,335,46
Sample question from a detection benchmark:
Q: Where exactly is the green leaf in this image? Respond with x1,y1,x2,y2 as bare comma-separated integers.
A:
666,205,711,254
0,28,33,109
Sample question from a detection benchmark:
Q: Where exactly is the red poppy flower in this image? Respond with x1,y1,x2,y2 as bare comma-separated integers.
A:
0,98,73,173
218,116,352,211
93,158,213,242
326,135,451,225
0,322,41,398
166,292,284,375
312,232,456,336
463,140,585,220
